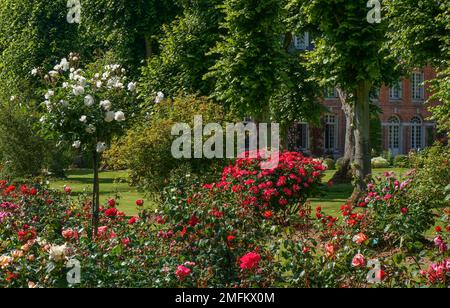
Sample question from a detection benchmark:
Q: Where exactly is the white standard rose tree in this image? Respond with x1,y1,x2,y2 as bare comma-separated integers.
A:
36,53,137,239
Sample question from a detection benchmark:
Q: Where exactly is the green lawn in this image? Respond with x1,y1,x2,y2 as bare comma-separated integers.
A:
49,170,153,216
309,168,409,216
50,168,410,217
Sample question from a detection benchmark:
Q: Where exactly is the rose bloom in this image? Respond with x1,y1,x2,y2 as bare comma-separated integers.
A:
107,199,116,207
325,243,335,258
353,233,368,245
352,254,366,268
104,208,118,217
175,265,191,281
64,186,72,194
136,199,144,207
128,216,138,225
239,252,261,270
263,211,273,219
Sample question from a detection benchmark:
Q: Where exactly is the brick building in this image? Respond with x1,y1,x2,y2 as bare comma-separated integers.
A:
286,35,439,158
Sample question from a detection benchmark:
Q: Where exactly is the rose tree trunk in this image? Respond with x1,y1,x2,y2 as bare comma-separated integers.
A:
353,81,372,193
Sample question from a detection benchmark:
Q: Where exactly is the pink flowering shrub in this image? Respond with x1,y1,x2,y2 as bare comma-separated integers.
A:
361,172,435,245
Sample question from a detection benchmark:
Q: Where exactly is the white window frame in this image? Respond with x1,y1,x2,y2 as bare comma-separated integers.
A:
411,116,423,150
388,116,401,153
389,80,403,100
324,87,338,99
293,32,309,50
411,73,425,101
324,115,338,152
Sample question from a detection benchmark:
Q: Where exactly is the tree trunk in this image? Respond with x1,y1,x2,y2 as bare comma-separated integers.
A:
353,81,373,193
92,150,100,239
144,36,153,59
332,88,355,184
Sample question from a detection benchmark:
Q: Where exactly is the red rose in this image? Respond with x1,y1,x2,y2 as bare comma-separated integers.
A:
107,199,116,207
64,186,72,194
263,211,273,219
21,185,29,195
239,252,261,270
29,187,37,196
105,208,118,217
175,265,191,281
135,199,144,207
436,226,442,233
227,235,235,243
352,253,366,268
401,208,408,214
128,216,138,225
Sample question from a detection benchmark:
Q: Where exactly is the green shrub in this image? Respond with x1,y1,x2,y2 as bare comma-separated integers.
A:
105,95,233,197
394,155,410,168
371,156,390,169
0,102,46,176
408,143,450,209
323,158,336,170
336,157,345,170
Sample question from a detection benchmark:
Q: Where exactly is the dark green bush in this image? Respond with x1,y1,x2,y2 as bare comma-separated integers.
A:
105,95,233,197
394,155,410,168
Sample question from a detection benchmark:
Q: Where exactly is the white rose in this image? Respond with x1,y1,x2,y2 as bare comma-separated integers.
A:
31,68,38,76
86,124,96,134
96,142,108,153
49,70,59,77
96,81,102,88
114,111,126,122
45,90,54,100
104,111,115,123
127,82,136,92
62,82,69,88
60,58,70,71
155,91,164,103
72,140,81,149
73,86,85,96
60,100,68,107
78,76,87,87
79,115,87,123
84,95,94,107
100,100,112,111
48,244,69,262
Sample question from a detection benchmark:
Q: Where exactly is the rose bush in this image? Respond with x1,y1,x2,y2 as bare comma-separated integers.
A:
0,151,448,288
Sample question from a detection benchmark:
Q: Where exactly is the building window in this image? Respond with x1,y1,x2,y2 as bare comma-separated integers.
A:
324,87,338,99
324,115,337,152
411,116,423,150
388,116,400,155
389,80,403,100
288,123,309,151
411,73,425,101
293,32,309,50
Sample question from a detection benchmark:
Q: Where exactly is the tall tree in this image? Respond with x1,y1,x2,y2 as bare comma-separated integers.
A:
294,0,399,192
80,0,180,76
385,0,450,135
206,0,286,119
140,0,224,99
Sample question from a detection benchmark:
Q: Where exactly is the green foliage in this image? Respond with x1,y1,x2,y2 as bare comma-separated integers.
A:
80,0,180,76
323,158,336,170
364,174,435,246
0,0,79,100
140,0,224,98
0,101,46,176
206,0,286,119
371,157,390,169
107,95,231,196
393,155,410,169
409,144,450,209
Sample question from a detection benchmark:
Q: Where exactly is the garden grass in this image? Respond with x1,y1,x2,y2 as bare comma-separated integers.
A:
49,169,154,216
50,168,410,217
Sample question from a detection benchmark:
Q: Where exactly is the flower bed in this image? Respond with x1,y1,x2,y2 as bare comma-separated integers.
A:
0,151,449,288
